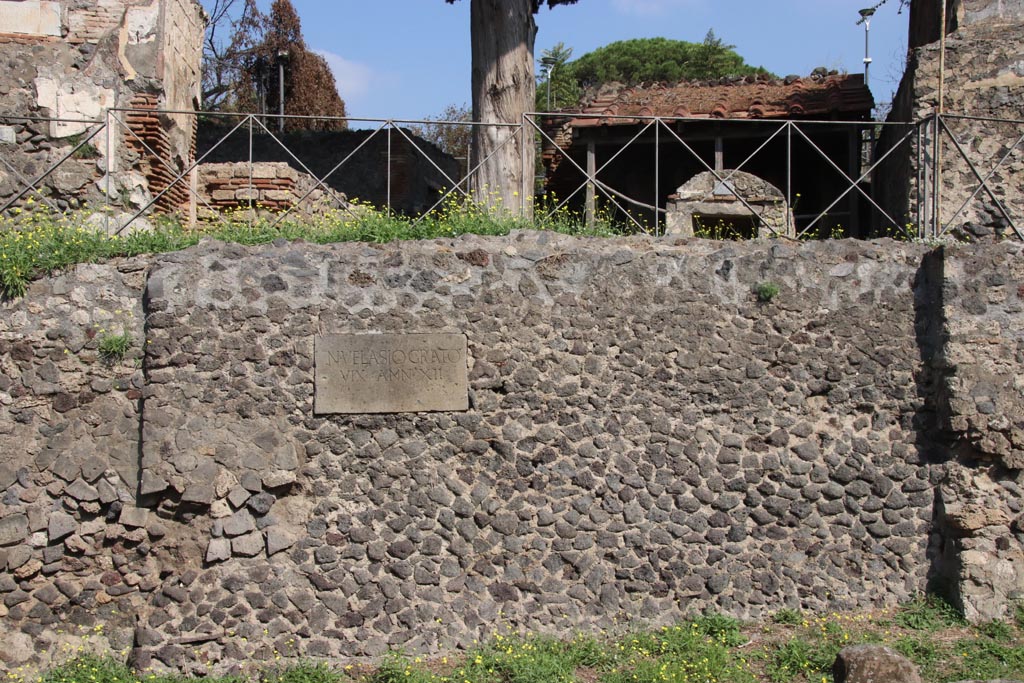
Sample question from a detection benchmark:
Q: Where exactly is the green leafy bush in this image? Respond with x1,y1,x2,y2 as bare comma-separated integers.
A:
771,609,803,626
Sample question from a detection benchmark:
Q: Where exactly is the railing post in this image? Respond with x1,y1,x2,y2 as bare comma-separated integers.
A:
654,119,660,235
786,122,793,236
187,110,198,229
521,116,528,218
932,113,941,239
105,109,112,234
921,120,929,240
586,140,596,230
387,123,392,217
248,114,254,227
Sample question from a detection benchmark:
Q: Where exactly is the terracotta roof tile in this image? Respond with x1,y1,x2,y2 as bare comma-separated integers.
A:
562,73,873,126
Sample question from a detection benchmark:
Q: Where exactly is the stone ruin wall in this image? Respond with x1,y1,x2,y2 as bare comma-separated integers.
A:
930,244,1024,621
0,0,204,215
194,127,462,217
878,0,1024,237
196,162,352,216
0,235,1023,675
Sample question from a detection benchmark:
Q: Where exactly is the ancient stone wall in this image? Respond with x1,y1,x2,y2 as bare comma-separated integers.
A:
0,236,1022,676
879,0,1024,237
0,0,204,215
908,0,1024,49
160,0,205,114
931,243,1024,621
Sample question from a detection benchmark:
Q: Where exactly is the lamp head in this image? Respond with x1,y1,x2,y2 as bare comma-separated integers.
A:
856,7,876,24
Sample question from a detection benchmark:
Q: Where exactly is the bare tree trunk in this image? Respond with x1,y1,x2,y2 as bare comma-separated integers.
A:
470,0,536,217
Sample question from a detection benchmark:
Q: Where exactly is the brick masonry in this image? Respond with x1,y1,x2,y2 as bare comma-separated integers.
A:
196,162,350,215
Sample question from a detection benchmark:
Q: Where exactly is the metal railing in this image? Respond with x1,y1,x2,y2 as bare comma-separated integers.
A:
0,109,1021,241
921,113,1024,240
529,112,923,239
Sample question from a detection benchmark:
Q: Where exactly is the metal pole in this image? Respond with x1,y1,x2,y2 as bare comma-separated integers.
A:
932,115,940,238
276,60,284,134
278,51,287,134
938,1,947,116
547,66,553,111
856,8,876,89
105,109,111,233
921,122,929,237
654,119,660,235
935,0,947,237
248,115,254,222
864,17,871,88
520,118,526,217
787,122,792,235
387,124,392,216
586,141,596,230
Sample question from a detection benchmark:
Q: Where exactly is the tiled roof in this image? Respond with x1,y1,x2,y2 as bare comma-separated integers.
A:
564,73,874,126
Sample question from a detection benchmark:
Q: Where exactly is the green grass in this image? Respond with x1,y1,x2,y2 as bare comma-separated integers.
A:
25,600,1024,683
893,595,965,632
0,197,625,299
765,637,840,683
37,654,138,683
261,661,346,683
601,616,755,683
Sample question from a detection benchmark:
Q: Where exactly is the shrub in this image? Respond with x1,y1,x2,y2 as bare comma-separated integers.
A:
755,281,780,302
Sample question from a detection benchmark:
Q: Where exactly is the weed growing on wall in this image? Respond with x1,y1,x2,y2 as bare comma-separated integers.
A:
96,328,134,362
755,282,780,303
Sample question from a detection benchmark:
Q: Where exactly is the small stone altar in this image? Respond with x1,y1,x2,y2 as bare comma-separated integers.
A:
665,170,795,238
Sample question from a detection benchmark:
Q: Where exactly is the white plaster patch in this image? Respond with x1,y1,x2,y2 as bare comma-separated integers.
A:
34,76,115,137
124,3,160,44
0,126,15,145
0,0,61,38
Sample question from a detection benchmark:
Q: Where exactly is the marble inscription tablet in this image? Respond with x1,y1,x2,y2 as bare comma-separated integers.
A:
315,333,469,414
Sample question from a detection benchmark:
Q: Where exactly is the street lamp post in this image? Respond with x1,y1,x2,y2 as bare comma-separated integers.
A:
857,7,876,87
277,49,288,133
548,64,556,111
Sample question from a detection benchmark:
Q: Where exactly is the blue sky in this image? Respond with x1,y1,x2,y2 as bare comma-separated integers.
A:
243,0,911,121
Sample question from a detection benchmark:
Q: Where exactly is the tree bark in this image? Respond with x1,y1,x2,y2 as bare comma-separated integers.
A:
470,0,536,217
